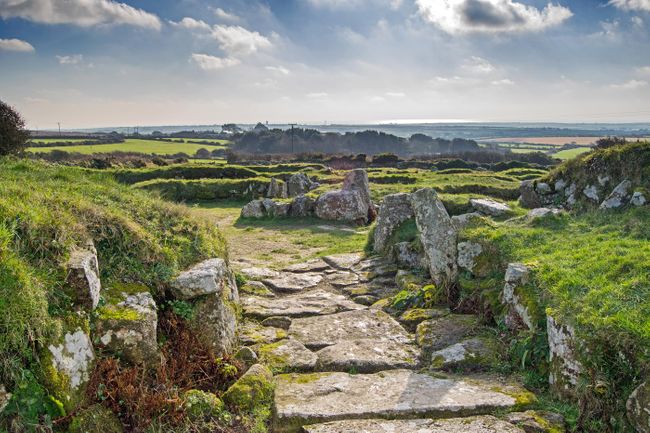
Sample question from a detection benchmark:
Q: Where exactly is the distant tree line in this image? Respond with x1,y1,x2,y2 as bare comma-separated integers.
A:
230,128,482,156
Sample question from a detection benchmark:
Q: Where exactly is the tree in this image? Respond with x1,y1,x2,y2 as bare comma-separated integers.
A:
0,100,30,155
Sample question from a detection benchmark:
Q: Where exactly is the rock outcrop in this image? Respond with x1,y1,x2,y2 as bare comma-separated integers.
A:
373,193,414,254
315,169,373,224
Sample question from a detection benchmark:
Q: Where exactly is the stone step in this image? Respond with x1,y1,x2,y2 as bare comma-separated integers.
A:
288,309,411,350
272,370,535,433
301,415,526,433
315,339,420,373
242,289,365,319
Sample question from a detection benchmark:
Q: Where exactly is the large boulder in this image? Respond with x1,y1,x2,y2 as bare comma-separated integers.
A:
95,289,160,367
600,179,632,209
547,313,583,398
241,199,265,218
315,169,373,224
287,173,314,197
65,248,101,310
410,188,457,288
267,178,287,199
289,194,315,217
373,193,414,254
171,258,238,301
43,327,95,411
627,381,650,433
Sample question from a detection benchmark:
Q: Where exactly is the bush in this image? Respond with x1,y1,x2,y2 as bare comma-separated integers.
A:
0,100,30,156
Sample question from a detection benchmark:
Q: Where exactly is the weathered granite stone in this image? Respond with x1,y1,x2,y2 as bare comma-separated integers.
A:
399,307,450,332
256,338,317,373
583,185,599,202
267,177,287,199
289,195,315,217
242,289,364,319
627,381,650,433
234,346,258,366
410,188,457,288
352,295,378,306
287,173,314,197
261,316,292,330
240,266,279,281
326,271,359,288
189,292,238,356
600,179,632,209
502,263,535,331
275,202,291,217
171,258,238,301
430,336,500,371
65,249,101,310
273,370,532,433
263,272,323,293
315,170,372,224
457,241,483,274
315,339,420,373
451,212,483,230
598,175,611,186
373,193,414,254
505,410,566,433
631,191,647,207
536,183,552,195
526,208,561,221
241,199,265,218
470,198,512,216
284,258,330,273
239,280,275,298
519,180,543,209
547,313,583,398
303,416,527,433
322,253,363,270
416,314,480,358
45,328,95,411
390,241,427,270
289,309,411,350
223,364,274,412
96,291,159,366
239,322,287,346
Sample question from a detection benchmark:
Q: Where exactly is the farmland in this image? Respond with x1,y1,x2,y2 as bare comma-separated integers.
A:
27,138,229,155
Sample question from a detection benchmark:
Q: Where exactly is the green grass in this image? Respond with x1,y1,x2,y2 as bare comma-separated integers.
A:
29,138,92,144
0,158,226,389
553,147,593,160
27,138,227,155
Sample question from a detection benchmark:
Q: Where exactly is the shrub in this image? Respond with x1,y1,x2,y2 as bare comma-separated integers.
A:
0,100,30,156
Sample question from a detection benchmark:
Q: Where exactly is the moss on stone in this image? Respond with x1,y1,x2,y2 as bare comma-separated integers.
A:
183,389,227,421
69,404,123,433
222,364,274,413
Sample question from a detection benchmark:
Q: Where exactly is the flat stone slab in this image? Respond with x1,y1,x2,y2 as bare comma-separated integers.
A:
322,253,363,271
284,259,331,273
289,309,411,349
256,338,317,373
239,266,279,280
242,289,365,319
470,198,511,217
416,314,481,358
316,339,420,373
326,271,360,288
239,322,287,346
273,370,529,432
342,278,399,299
263,272,323,293
303,416,526,433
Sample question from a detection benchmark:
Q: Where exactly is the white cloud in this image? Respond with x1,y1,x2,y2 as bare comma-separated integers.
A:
211,25,272,57
306,92,328,98
0,38,34,52
636,66,650,75
416,0,572,34
56,54,83,64
170,17,211,32
464,56,495,74
212,7,239,22
0,0,161,30
370,95,386,102
492,78,515,85
610,79,648,90
265,65,290,75
190,53,240,71
608,0,650,12
386,91,406,97
631,16,644,28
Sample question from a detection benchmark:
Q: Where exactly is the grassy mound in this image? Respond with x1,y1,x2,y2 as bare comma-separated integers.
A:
0,158,227,389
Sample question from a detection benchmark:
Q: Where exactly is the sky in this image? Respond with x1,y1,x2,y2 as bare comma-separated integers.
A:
0,0,649,129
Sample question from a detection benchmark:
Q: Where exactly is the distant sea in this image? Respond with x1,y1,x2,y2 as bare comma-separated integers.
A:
75,122,650,140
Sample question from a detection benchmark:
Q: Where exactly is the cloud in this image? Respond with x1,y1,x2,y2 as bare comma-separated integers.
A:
386,91,406,97
491,78,515,85
0,37,34,52
306,92,328,98
170,17,211,32
608,0,650,12
265,65,290,75
0,0,161,30
416,0,572,34
190,53,240,71
211,25,272,57
56,54,83,64
212,7,239,22
370,95,386,102
636,66,650,75
464,56,495,74
631,16,644,28
610,79,648,89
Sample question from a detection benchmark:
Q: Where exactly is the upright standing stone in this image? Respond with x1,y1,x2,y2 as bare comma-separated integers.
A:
66,249,101,310
373,193,414,254
547,313,583,398
410,188,457,288
314,169,373,224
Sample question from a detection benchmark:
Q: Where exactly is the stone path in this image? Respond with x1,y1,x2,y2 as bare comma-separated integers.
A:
236,253,539,433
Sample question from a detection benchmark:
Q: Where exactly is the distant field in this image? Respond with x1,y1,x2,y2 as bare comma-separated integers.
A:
27,138,227,155
554,147,593,160
29,138,91,144
484,136,600,146
179,138,230,144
